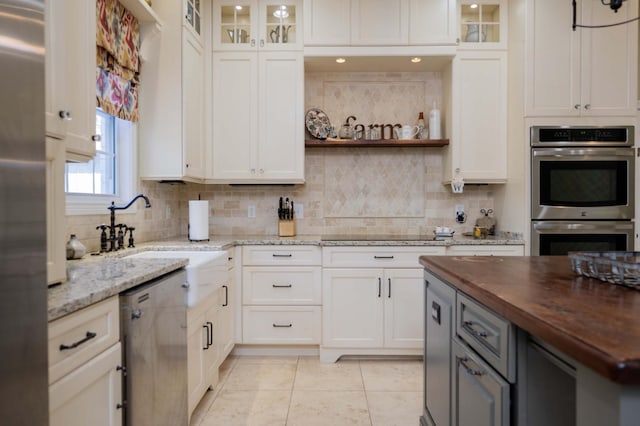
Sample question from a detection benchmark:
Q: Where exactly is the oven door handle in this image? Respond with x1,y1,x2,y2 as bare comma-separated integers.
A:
532,147,635,158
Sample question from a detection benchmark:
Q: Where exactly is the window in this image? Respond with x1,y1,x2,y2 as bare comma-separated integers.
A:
65,109,136,215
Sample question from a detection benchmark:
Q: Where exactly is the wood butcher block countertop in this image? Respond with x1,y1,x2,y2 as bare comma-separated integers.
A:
419,255,640,385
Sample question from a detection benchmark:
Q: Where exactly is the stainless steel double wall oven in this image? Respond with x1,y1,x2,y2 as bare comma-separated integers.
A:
531,126,635,255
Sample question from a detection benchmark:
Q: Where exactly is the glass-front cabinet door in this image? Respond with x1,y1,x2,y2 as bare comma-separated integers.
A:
214,1,256,49
213,0,301,50
264,1,299,48
185,0,204,41
459,1,507,49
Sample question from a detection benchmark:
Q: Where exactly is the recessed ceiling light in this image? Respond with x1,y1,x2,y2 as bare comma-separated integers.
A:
335,58,346,64
470,3,479,8
235,5,242,10
411,57,422,63
273,5,289,18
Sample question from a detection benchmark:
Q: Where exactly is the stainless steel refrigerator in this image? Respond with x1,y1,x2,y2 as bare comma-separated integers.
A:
0,0,49,424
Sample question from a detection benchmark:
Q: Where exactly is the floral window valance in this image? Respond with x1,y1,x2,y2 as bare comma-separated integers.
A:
96,0,140,122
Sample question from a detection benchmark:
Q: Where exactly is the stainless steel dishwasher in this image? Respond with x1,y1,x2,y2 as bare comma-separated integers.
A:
120,269,188,426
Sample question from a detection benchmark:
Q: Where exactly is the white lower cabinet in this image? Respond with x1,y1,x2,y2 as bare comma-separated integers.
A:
187,291,221,416
187,258,236,418
242,305,321,344
241,245,322,344
48,297,123,426
321,246,444,362
49,343,123,426
218,253,236,360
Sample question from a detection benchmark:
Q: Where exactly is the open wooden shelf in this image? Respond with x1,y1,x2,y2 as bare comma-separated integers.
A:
305,138,449,148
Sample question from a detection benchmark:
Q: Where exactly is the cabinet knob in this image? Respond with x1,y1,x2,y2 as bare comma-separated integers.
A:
260,39,265,48
91,134,101,142
58,110,72,120
251,38,256,47
250,168,256,175
584,104,591,110
259,168,264,175
574,104,581,110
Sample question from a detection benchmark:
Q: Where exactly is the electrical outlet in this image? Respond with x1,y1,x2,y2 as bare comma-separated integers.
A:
293,203,304,219
248,205,256,218
455,204,466,224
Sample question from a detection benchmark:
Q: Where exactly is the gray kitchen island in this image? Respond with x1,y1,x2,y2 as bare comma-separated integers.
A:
420,255,640,426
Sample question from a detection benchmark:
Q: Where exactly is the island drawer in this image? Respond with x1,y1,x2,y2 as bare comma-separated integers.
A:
323,246,445,268
242,306,321,344
242,266,322,305
242,245,321,266
48,296,119,384
456,293,516,382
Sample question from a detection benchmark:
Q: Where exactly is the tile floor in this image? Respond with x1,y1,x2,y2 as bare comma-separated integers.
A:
190,355,423,426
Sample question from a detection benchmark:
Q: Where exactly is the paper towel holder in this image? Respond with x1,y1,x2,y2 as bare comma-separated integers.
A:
188,224,210,242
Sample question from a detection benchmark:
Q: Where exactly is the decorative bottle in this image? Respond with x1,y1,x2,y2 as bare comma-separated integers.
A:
429,101,441,140
66,234,87,260
417,112,426,139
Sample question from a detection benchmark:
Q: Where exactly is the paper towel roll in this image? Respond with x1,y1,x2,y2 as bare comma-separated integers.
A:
188,200,209,241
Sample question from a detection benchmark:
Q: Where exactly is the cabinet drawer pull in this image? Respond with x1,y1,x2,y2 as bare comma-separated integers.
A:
374,255,394,259
272,253,293,258
272,323,292,328
59,331,97,351
457,356,485,376
272,284,293,288
378,277,382,298
463,320,489,338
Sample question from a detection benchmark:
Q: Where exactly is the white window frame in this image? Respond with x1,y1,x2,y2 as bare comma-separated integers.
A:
65,115,138,215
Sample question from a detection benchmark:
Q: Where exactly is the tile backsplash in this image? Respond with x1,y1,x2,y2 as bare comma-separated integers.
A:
67,71,495,252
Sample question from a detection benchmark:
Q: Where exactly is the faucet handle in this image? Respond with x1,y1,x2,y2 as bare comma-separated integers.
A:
96,224,108,252
127,226,136,248
116,224,126,250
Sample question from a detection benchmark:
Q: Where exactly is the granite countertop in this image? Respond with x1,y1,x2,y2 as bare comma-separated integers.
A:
49,234,524,322
48,256,189,321
419,255,640,384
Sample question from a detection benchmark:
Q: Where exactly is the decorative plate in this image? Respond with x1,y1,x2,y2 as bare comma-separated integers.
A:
305,108,332,140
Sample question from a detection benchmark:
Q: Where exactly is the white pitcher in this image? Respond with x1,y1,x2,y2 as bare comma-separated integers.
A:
394,125,420,140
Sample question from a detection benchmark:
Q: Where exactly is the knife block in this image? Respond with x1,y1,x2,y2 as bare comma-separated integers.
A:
278,220,296,237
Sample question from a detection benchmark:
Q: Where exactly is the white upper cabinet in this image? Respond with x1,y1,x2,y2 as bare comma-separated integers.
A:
445,51,508,184
45,0,97,162
304,0,351,45
210,51,305,183
350,0,409,45
458,0,507,50
138,0,209,181
213,0,302,51
525,0,638,117
210,0,304,183
409,0,457,46
304,0,456,46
